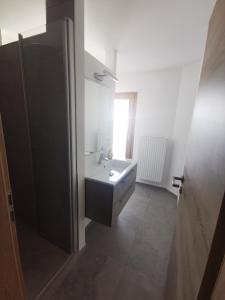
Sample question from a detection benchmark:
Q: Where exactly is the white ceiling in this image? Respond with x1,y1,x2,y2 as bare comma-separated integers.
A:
0,0,217,72
0,0,45,34
85,0,217,72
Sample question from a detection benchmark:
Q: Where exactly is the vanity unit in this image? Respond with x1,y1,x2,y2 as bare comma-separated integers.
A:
85,160,137,226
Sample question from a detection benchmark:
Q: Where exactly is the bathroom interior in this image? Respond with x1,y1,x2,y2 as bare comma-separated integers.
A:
0,0,217,299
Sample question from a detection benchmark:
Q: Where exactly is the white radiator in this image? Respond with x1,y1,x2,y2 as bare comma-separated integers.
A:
137,136,167,183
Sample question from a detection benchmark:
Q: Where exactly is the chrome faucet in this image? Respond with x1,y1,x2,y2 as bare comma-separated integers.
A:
98,152,109,164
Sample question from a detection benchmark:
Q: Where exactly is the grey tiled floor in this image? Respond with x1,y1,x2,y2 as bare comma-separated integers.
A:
17,223,69,300
41,183,177,300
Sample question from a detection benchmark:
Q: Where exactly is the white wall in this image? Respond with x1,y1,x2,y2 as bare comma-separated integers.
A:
84,0,117,72
85,80,101,153
84,79,114,163
0,0,45,45
168,61,201,195
116,62,202,193
116,68,182,187
84,52,115,164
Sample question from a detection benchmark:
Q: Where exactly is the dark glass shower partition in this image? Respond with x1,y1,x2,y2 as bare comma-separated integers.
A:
0,19,77,254
20,20,77,253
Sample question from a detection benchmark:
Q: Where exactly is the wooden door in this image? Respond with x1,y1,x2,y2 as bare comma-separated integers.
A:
212,255,225,300
0,116,25,300
166,0,225,299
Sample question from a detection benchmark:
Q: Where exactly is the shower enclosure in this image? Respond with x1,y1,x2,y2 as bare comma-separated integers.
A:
0,18,77,298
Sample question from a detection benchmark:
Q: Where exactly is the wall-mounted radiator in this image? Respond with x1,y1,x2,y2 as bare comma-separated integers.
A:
137,136,167,183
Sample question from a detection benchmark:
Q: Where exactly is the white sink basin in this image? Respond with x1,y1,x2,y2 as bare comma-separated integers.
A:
86,159,136,185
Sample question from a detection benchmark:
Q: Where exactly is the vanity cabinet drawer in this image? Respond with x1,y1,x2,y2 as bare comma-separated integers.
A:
114,165,137,205
85,179,114,227
112,183,135,224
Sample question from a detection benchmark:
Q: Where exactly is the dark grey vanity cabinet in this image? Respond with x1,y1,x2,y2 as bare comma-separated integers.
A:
85,164,137,226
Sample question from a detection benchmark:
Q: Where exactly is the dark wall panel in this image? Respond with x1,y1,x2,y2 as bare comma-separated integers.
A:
0,43,37,227
0,20,73,252
46,0,74,23
21,22,72,251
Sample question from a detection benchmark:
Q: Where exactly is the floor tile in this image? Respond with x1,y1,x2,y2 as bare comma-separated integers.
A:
40,183,177,300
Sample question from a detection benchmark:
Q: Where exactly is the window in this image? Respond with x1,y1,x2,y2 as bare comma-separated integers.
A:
113,92,137,160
